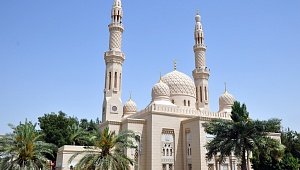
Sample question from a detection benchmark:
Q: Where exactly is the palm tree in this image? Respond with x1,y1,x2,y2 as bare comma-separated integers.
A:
0,120,55,170
68,123,90,146
69,127,137,170
204,101,282,170
251,137,285,170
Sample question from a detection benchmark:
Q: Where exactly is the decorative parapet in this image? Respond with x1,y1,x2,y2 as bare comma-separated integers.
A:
58,145,99,153
135,104,231,120
99,119,145,129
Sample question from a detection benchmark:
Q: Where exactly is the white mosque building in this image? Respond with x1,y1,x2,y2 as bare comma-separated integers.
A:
100,0,238,169
56,0,243,169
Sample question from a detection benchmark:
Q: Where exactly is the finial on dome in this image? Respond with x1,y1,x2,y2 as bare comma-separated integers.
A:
195,10,201,22
224,82,227,92
173,60,177,70
157,73,163,83
129,91,132,99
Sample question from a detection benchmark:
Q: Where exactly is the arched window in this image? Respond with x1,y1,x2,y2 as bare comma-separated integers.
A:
200,86,203,102
163,164,167,170
205,86,207,101
196,87,198,101
104,71,107,89
169,164,173,170
114,72,118,89
188,164,192,170
172,100,175,104
188,100,190,107
186,129,192,157
184,100,186,106
200,33,203,44
119,73,122,90
109,72,112,90
162,129,174,167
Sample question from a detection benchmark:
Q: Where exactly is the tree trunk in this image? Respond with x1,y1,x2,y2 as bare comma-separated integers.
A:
241,148,247,170
247,150,251,170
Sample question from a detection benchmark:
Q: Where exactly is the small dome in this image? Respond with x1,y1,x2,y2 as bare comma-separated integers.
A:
195,13,201,22
152,79,170,101
219,90,235,111
123,98,137,114
161,70,196,98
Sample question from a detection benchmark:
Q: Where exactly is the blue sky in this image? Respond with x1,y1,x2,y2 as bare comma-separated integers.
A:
1,0,300,134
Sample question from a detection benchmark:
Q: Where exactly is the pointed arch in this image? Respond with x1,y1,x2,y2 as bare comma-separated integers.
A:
114,72,118,89
109,72,112,90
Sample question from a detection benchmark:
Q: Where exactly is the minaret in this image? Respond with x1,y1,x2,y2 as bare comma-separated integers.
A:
192,12,210,110
102,0,125,122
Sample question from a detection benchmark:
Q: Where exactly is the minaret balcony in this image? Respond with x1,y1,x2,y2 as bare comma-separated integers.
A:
109,23,124,31
193,67,210,79
193,44,206,49
193,67,210,73
104,50,125,64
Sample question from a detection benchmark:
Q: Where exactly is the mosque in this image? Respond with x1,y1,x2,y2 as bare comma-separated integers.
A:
56,0,240,169
99,0,239,169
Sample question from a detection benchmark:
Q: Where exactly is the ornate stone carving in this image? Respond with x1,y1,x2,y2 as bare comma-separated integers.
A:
195,51,206,68
123,98,137,114
109,31,122,50
219,91,235,111
162,70,196,98
152,80,170,100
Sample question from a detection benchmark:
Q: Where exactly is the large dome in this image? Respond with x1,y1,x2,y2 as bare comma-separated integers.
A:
161,70,196,98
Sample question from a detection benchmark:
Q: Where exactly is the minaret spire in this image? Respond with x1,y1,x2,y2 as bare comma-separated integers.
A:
194,13,206,68
113,0,122,7
108,0,124,51
102,0,125,122
192,12,210,110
